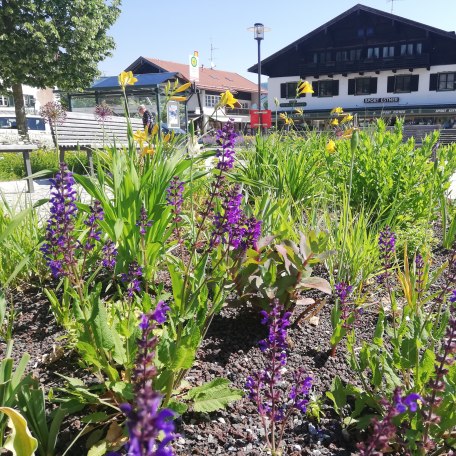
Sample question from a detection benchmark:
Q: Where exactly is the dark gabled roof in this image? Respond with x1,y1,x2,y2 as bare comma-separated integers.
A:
88,72,178,90
248,3,456,74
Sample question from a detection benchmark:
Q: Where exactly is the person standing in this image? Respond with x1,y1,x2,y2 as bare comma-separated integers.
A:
138,104,155,134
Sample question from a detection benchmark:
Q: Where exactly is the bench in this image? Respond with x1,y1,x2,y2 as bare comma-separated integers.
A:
52,111,144,175
0,144,39,193
0,112,144,192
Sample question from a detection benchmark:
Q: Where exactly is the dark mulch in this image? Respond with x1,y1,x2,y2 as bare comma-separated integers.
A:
3,228,453,455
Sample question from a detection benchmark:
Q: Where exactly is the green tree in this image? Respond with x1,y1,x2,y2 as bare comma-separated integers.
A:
0,0,121,136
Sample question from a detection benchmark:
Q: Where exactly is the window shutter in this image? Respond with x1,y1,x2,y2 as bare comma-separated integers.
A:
370,78,378,94
429,74,437,91
312,81,318,97
280,83,286,98
348,79,355,95
332,80,339,96
387,76,395,93
410,75,419,92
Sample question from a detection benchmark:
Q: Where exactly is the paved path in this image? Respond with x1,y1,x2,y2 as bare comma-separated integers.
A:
0,178,92,216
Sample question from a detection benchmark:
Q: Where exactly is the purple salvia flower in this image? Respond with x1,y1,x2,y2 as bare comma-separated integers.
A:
211,187,262,251
102,240,118,269
215,119,237,171
377,226,396,284
359,387,422,455
121,261,143,298
166,177,184,221
423,298,456,446
41,162,78,278
246,300,312,454
335,282,359,329
415,252,425,296
84,200,104,251
122,306,176,456
136,205,153,237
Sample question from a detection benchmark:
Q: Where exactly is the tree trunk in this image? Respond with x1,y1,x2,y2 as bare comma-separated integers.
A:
12,83,28,138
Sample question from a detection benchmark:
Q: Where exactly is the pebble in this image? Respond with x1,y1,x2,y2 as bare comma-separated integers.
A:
217,417,226,424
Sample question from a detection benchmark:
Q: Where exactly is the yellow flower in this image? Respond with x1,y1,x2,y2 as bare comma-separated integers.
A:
170,96,187,102
279,113,288,120
174,82,192,93
331,118,339,126
133,128,148,145
151,124,159,137
297,80,314,95
326,139,336,153
280,113,294,126
274,97,280,107
219,90,238,109
141,146,155,157
295,108,303,116
341,128,354,139
118,71,137,89
341,114,353,124
330,107,344,115
163,133,171,143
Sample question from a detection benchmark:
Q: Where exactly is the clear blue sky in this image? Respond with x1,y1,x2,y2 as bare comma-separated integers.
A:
99,0,456,83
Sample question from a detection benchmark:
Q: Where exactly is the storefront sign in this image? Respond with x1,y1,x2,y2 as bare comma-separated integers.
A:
364,97,399,103
167,101,179,127
279,102,307,108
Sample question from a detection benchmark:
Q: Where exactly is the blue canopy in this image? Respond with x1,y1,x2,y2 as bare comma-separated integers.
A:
89,72,178,90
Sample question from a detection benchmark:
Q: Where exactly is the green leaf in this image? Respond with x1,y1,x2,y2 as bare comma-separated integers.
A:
167,400,188,415
400,338,418,369
419,349,436,386
0,407,38,456
326,377,347,416
87,439,107,456
186,378,243,413
169,345,196,371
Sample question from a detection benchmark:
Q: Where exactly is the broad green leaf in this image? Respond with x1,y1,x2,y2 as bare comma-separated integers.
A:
0,407,38,456
186,378,243,412
169,345,196,371
167,399,188,415
419,349,436,386
87,440,107,456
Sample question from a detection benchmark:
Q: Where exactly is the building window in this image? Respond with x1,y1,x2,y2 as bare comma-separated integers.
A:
387,74,419,93
237,101,250,109
24,95,35,108
438,73,455,91
0,96,9,106
348,77,377,95
350,49,361,61
400,42,422,56
312,80,339,97
383,46,395,58
205,94,221,107
280,82,298,99
367,47,379,59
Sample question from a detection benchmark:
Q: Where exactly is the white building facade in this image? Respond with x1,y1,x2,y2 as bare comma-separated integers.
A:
249,4,456,127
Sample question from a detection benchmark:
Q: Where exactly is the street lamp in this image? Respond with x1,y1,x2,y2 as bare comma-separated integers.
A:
249,23,269,134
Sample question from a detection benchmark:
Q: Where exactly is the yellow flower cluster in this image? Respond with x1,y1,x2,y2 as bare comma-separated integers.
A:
279,112,294,126
326,107,356,152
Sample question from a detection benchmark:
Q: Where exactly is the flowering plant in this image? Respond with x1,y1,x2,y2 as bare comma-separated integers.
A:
247,300,312,455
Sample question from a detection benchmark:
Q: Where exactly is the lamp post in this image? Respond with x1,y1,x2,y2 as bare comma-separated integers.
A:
254,23,264,134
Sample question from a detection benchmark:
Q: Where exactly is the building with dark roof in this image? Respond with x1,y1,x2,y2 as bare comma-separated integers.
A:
248,4,456,127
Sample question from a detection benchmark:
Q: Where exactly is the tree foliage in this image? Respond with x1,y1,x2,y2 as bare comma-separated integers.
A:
0,0,121,91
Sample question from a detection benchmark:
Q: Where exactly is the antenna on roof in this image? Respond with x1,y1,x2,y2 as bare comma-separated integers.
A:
387,0,404,13
210,39,218,69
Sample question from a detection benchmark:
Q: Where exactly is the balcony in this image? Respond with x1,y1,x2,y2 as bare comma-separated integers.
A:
299,54,430,76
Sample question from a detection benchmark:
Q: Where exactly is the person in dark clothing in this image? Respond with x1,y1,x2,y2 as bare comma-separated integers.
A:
138,104,155,134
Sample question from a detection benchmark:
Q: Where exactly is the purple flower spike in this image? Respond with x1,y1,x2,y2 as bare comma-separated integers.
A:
166,176,185,221
377,226,396,284
215,119,237,171
84,200,104,251
102,240,118,270
136,205,153,237
121,308,176,455
41,162,78,278
121,261,143,298
246,300,312,454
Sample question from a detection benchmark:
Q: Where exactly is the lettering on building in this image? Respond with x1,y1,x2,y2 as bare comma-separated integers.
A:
364,97,400,103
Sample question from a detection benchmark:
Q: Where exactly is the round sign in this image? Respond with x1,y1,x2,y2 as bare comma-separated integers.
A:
191,56,198,67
